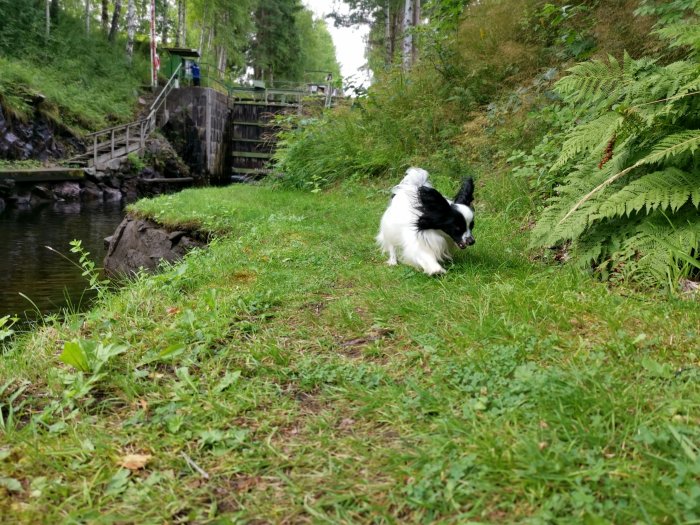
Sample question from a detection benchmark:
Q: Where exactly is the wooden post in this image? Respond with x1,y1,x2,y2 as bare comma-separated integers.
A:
126,124,130,152
93,135,98,166
111,129,115,157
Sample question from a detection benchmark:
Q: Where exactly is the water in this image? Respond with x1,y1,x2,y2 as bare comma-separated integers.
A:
0,201,124,319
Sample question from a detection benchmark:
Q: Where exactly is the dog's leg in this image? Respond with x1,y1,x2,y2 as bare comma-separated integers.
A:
386,245,398,266
415,250,445,276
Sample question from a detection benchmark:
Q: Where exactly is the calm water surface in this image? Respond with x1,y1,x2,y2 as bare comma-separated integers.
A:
0,201,124,318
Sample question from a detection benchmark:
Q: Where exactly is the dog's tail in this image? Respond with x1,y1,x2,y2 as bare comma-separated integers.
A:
392,167,431,195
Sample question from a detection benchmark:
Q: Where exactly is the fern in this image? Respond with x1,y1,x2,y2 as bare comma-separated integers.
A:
529,47,700,290
550,112,623,172
595,168,700,219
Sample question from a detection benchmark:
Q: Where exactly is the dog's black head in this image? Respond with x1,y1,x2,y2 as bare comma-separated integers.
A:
415,178,475,249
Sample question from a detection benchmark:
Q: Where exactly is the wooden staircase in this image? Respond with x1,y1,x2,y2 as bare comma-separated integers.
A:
66,65,182,170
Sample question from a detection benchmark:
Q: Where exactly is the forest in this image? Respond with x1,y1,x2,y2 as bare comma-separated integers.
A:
1,0,699,523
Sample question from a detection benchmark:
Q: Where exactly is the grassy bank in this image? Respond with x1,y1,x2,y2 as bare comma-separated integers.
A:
1,170,699,523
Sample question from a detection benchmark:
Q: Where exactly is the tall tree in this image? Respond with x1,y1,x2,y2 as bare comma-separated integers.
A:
108,0,121,42
85,0,90,33
101,0,109,31
250,0,303,84
295,9,342,84
125,0,136,59
401,0,414,68
45,0,51,40
176,0,186,46
160,0,169,45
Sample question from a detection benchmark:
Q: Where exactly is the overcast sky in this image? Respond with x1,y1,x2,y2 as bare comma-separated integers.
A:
302,0,371,87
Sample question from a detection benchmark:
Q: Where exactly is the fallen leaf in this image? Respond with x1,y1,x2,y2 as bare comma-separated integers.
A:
166,306,181,315
120,454,152,470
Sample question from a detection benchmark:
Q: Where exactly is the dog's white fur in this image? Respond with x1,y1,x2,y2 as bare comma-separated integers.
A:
376,167,474,275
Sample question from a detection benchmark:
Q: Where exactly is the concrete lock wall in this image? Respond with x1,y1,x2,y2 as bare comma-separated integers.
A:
164,87,230,178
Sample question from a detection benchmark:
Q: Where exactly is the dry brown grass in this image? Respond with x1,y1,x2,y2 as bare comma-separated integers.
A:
454,0,542,85
592,0,660,59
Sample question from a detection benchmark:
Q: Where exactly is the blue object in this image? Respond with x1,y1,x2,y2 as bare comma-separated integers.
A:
192,62,201,86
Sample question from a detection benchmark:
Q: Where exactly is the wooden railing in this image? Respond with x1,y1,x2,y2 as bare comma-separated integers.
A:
71,64,182,169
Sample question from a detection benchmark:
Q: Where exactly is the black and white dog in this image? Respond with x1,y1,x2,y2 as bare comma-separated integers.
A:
376,167,475,275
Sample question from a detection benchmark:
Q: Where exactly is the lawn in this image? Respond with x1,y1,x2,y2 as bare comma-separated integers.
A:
1,172,699,523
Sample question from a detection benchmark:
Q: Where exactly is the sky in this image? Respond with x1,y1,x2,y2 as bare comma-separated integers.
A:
302,0,372,87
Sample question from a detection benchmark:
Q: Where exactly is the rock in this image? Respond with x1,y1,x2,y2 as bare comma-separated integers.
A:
104,157,124,171
103,215,205,277
103,186,122,201
0,178,15,197
32,185,53,201
53,181,82,201
81,180,103,201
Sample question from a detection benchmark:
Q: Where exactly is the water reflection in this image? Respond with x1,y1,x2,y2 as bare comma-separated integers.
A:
0,201,124,318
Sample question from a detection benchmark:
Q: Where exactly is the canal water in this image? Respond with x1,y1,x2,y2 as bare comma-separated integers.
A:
0,201,124,319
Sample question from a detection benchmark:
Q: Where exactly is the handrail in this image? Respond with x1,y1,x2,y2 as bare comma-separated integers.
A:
78,63,183,167
148,63,182,117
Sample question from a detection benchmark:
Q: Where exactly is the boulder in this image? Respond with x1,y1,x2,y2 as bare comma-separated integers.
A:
103,215,205,276
103,186,122,201
53,181,82,201
81,180,103,201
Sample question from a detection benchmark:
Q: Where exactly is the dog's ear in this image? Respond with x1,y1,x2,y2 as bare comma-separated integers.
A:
416,186,454,231
454,177,474,207
417,186,452,215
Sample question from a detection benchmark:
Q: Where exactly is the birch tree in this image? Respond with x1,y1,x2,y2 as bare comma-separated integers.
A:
46,0,51,40
125,0,136,60
401,0,413,68
85,0,90,33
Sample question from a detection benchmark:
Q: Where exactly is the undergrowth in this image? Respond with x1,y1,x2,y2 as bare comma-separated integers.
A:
0,6,149,132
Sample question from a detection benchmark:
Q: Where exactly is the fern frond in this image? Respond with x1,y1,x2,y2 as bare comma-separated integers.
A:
550,112,624,172
595,168,700,219
655,21,700,51
559,130,700,225
555,56,624,106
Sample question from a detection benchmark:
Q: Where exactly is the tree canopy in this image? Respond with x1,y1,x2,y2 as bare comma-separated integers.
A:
0,0,342,86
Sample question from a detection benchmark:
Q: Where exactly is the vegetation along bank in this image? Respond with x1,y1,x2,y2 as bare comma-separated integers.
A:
1,0,700,523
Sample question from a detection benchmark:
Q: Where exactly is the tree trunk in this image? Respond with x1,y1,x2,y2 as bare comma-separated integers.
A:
385,1,391,65
108,0,122,42
181,0,186,46
50,0,59,22
402,0,413,69
176,0,181,46
45,0,50,40
102,0,109,32
126,0,136,60
85,0,90,33
161,0,168,45
412,0,420,66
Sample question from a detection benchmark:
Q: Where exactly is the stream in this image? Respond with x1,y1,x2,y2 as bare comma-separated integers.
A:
0,201,124,319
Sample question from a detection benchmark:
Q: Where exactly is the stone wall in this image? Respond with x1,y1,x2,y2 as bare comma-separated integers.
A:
0,104,83,161
163,87,230,180
0,138,193,211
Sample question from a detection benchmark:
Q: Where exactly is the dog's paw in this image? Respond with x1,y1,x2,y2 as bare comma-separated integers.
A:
426,266,446,276
386,258,398,266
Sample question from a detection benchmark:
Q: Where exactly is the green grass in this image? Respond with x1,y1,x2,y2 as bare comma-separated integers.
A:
0,12,150,133
1,172,699,523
